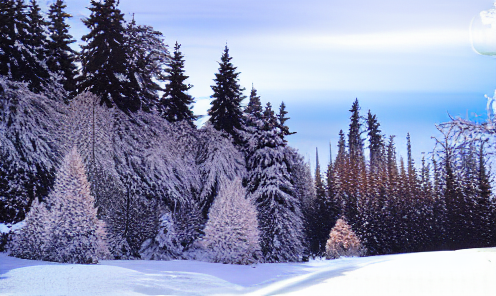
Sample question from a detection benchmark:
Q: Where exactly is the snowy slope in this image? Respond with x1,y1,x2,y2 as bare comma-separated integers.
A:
0,248,494,296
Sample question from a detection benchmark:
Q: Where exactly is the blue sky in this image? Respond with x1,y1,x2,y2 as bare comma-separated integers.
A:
43,0,496,168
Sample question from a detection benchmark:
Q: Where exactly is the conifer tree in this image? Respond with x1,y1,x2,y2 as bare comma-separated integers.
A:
366,110,384,172
246,102,304,262
325,218,365,259
199,178,261,264
47,0,77,97
277,101,296,142
344,99,364,231
312,148,336,256
245,85,263,119
26,0,48,61
208,45,245,144
79,0,139,113
10,148,109,263
0,0,52,93
160,42,196,124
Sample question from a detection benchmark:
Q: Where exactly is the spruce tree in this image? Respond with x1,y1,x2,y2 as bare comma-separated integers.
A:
344,99,364,231
160,41,196,125
79,0,139,113
277,101,296,142
245,85,263,119
246,102,304,262
10,148,109,263
208,45,245,144
0,0,51,93
366,110,383,172
313,148,335,256
26,0,48,61
199,178,261,264
47,0,77,97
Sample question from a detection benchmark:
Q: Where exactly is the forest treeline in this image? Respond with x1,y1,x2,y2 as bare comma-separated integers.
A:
0,0,495,264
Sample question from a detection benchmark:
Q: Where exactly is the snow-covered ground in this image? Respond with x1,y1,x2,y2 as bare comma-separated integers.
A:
0,248,494,296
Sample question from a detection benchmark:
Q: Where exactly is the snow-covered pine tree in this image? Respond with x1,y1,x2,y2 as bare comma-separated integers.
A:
159,41,196,125
325,218,365,259
9,198,49,260
10,147,109,263
47,0,77,98
246,102,304,262
44,147,110,263
78,0,139,113
208,45,245,145
124,18,168,112
199,178,261,264
140,198,204,260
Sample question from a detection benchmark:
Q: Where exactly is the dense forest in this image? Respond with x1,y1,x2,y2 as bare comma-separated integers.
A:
0,0,495,264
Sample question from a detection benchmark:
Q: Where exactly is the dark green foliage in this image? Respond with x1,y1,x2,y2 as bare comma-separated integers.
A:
0,0,52,93
47,0,77,98
277,102,296,142
208,45,245,144
78,0,139,113
159,42,196,124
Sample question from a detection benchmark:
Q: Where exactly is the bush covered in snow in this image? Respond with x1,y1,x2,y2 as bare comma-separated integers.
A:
198,178,261,265
9,148,110,263
325,218,366,259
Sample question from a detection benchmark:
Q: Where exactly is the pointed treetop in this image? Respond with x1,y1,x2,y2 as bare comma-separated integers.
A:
245,84,262,119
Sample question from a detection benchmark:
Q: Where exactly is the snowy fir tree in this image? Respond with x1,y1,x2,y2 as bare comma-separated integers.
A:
198,178,261,264
159,41,196,125
246,102,304,262
325,218,365,259
10,147,109,263
208,45,245,145
8,198,50,260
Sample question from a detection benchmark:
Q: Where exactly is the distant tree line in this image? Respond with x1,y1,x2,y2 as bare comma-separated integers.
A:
307,99,496,257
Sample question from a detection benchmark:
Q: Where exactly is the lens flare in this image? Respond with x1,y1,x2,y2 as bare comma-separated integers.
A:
470,2,496,56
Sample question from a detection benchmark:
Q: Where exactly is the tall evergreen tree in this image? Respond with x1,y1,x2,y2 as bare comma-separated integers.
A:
47,0,77,98
159,41,196,125
246,102,304,262
78,0,139,113
208,45,245,144
344,99,364,231
366,110,383,172
199,178,261,265
277,101,296,142
26,0,48,62
312,147,336,256
10,148,110,263
245,85,263,119
0,0,52,93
